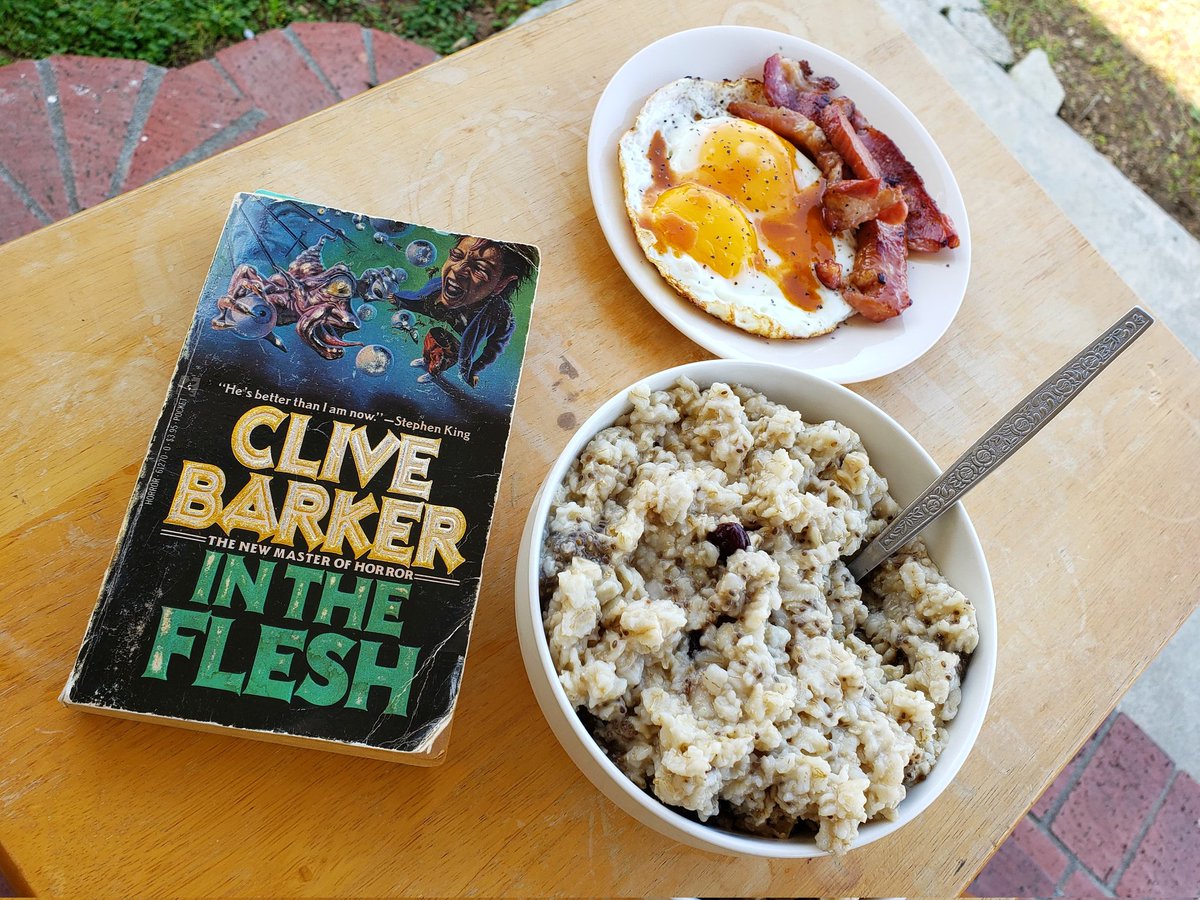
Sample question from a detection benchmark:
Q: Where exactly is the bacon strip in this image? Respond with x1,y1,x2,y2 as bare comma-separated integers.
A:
817,105,880,180
822,178,903,233
763,54,837,122
857,126,960,251
844,216,911,321
765,55,960,252
815,259,845,291
728,101,843,181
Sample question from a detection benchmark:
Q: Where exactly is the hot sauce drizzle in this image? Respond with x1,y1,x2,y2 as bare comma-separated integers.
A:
639,127,838,313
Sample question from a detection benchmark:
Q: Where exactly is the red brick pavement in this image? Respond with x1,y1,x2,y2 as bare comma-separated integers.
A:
1051,714,1175,883
373,30,438,84
969,712,1200,898
1116,771,1200,897
215,29,337,138
0,177,44,244
0,25,436,245
122,60,255,193
0,60,70,222
50,56,149,208
291,22,373,100
1031,723,1105,820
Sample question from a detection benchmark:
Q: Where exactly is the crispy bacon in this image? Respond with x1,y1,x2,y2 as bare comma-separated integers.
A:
844,217,911,321
815,259,845,291
878,197,909,227
857,126,960,251
763,54,838,122
764,55,960,253
830,95,869,131
817,105,880,180
727,100,843,181
822,178,903,233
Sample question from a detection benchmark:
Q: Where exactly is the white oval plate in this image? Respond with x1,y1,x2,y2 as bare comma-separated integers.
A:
587,26,971,384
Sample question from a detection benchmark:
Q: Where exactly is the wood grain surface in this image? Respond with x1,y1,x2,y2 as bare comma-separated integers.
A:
2,0,1199,894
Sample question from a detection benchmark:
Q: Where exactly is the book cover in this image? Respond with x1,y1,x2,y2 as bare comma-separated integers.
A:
62,192,540,764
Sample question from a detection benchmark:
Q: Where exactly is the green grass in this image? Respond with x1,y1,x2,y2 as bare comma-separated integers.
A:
0,0,546,65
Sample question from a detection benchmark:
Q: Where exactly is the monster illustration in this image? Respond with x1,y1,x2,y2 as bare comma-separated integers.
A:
212,237,363,360
357,266,408,304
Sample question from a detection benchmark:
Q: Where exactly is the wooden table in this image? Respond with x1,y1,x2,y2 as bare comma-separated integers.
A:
2,0,1198,894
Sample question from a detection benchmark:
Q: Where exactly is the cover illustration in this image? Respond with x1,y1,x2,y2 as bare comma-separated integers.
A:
63,192,540,762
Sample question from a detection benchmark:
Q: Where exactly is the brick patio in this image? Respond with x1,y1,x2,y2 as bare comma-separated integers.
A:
0,25,436,245
969,712,1200,898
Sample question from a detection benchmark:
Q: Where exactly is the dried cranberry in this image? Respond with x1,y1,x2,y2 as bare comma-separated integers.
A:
709,522,750,562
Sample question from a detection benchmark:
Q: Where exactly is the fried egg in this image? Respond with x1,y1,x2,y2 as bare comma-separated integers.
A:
619,78,855,339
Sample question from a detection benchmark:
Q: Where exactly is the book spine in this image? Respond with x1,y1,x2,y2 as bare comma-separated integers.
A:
63,197,244,703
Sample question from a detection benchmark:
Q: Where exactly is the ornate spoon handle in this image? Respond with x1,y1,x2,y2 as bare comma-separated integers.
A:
848,306,1155,582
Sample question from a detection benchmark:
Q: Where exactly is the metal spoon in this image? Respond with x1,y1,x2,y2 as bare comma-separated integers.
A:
848,306,1155,582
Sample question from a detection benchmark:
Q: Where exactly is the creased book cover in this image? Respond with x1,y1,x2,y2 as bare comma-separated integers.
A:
62,192,540,764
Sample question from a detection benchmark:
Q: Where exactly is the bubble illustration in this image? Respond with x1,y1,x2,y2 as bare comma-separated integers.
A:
405,240,436,267
355,345,392,377
228,297,277,340
356,304,377,322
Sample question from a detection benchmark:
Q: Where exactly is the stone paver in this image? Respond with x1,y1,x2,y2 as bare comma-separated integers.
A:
1051,714,1174,883
969,836,1058,897
1031,723,1106,820
372,30,438,85
1060,866,1112,898
970,713,1195,897
123,60,254,192
0,60,69,219
968,816,1067,897
216,29,338,136
290,23,371,100
0,175,44,243
946,6,1014,65
1116,771,1200,897
1010,48,1065,115
51,56,149,208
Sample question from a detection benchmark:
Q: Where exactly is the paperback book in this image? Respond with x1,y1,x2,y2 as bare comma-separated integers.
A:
62,192,540,764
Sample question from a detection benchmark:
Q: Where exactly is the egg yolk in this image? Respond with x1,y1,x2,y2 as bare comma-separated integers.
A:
693,119,796,216
648,183,758,279
641,115,840,311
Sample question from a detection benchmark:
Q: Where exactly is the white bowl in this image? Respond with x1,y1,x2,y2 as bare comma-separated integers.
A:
587,26,971,384
515,360,996,857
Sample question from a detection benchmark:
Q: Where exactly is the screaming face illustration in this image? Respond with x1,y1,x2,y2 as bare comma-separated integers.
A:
213,237,363,359
394,235,537,387
437,236,520,311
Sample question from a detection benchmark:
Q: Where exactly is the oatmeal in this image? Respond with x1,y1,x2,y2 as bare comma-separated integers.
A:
539,378,978,854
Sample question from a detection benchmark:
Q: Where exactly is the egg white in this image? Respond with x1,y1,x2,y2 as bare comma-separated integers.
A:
619,77,856,340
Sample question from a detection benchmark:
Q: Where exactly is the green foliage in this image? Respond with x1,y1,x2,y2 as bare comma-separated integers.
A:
0,0,545,66
495,0,544,28
397,0,478,54
1,1,288,67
